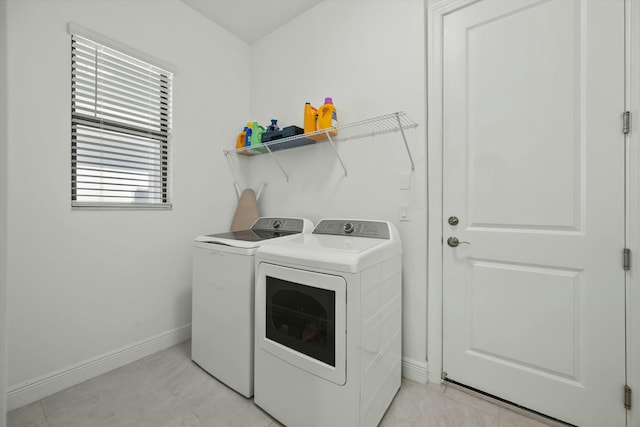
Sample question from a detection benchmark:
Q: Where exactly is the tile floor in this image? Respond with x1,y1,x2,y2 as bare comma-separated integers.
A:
8,340,556,427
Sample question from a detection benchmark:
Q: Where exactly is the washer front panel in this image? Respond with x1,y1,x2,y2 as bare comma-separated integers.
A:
256,262,347,386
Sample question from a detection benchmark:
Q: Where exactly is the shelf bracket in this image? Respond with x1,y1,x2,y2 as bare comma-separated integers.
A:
325,131,348,177
264,145,290,181
224,150,243,189
395,112,415,171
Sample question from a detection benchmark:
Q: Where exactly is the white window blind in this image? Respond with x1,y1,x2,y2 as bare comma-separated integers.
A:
71,32,173,208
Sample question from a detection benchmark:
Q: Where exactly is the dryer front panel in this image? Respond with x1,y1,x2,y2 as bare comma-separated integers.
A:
256,262,346,385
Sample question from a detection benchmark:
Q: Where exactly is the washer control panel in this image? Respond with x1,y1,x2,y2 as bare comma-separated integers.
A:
313,220,390,239
252,217,305,232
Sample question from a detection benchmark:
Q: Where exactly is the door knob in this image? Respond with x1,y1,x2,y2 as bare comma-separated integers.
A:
447,236,470,247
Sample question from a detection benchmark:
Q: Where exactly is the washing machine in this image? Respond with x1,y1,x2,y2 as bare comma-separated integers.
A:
191,217,313,398
254,219,403,427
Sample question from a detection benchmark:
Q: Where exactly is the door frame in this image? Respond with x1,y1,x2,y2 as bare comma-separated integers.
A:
426,0,637,424
627,0,639,424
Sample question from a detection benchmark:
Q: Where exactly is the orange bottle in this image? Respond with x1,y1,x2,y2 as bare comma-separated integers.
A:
304,102,320,139
236,127,251,155
317,97,338,137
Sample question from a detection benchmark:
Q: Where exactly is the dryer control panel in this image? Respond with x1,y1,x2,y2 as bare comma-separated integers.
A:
313,220,390,239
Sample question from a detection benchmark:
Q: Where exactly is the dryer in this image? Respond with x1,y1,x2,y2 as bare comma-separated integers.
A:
191,217,313,398
254,219,403,427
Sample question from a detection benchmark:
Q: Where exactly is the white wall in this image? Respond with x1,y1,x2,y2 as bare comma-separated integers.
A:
5,0,249,408
248,0,428,379
1,0,8,423
5,0,429,411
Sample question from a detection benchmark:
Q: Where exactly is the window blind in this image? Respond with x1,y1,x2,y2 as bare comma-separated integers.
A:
71,33,172,208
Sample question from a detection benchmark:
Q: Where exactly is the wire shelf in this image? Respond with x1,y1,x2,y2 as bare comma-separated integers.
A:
223,111,418,180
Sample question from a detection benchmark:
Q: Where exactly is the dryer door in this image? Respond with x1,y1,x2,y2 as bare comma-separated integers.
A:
256,262,346,385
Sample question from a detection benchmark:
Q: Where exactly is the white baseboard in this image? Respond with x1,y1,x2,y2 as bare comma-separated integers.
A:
7,324,191,411
401,357,428,383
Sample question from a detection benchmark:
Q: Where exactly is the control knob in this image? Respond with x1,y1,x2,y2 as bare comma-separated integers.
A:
343,223,355,234
272,220,281,229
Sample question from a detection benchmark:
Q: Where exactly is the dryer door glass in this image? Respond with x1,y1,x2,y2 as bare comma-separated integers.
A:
266,276,335,366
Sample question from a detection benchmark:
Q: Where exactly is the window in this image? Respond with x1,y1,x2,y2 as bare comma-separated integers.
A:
70,26,173,208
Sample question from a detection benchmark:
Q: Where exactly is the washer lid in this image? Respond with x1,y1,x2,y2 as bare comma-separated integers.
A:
199,228,299,243
195,217,313,249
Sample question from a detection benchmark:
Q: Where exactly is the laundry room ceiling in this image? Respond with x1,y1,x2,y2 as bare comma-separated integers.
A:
181,0,324,44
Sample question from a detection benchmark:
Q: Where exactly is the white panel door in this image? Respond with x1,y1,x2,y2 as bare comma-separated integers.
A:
442,1,626,426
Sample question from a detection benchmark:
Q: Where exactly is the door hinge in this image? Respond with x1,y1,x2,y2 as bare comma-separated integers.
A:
624,248,631,271
624,111,631,134
625,385,632,410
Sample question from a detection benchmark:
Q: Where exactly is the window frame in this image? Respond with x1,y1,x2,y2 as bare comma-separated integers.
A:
69,23,175,209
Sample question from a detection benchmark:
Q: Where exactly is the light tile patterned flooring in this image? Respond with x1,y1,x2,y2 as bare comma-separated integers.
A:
8,340,555,427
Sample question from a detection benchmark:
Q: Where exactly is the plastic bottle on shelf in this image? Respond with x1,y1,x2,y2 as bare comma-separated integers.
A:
245,124,253,151
305,102,327,141
317,97,338,138
249,121,267,154
236,126,252,155
267,119,280,132
304,102,319,134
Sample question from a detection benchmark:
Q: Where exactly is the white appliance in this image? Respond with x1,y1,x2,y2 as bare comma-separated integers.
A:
254,219,403,427
191,217,313,398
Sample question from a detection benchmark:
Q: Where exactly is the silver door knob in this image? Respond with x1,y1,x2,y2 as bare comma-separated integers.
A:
447,237,470,247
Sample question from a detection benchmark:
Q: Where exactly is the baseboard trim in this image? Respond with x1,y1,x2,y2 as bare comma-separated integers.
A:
7,324,191,411
401,357,428,383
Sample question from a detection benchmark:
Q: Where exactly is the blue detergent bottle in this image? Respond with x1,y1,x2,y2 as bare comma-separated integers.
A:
245,125,252,148
267,119,280,132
